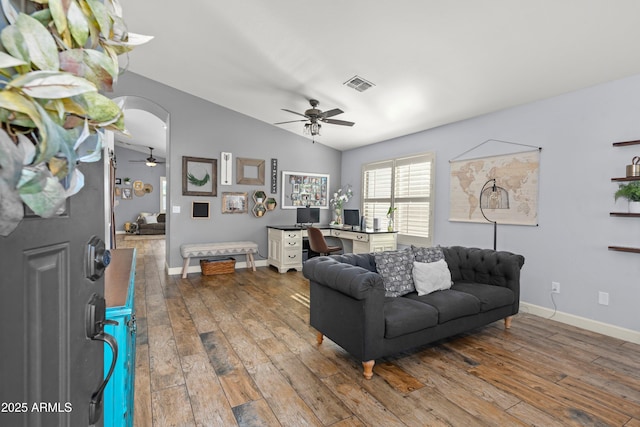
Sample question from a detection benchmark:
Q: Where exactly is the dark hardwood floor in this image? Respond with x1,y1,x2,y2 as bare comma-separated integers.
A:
116,236,640,426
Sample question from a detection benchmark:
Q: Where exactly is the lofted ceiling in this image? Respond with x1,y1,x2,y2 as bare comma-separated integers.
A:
118,1,640,152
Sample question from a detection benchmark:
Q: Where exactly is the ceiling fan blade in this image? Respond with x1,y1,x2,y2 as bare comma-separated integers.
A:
321,108,343,118
323,118,355,127
274,119,307,125
282,108,308,118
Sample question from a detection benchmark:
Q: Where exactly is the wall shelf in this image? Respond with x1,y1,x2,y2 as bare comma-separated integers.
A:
608,246,640,253
612,140,640,147
611,176,640,182
609,141,640,253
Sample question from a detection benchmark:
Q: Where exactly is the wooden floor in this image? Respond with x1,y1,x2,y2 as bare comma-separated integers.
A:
116,236,640,427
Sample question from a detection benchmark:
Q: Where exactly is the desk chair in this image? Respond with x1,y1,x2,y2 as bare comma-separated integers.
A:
307,227,342,256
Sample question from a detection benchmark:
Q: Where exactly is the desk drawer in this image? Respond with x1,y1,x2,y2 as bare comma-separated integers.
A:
284,231,302,239
284,238,301,248
283,248,302,265
331,230,369,243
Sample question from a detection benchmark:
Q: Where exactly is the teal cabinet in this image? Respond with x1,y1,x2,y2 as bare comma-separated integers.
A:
104,248,137,427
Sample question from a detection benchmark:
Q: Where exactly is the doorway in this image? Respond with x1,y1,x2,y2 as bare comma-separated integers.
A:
111,96,170,266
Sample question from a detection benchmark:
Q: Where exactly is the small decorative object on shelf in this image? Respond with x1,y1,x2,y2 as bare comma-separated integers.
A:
609,140,640,253
387,206,397,232
266,198,277,210
614,181,640,213
626,156,640,177
252,190,268,217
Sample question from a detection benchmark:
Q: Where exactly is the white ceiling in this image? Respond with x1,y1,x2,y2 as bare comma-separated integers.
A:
119,1,640,152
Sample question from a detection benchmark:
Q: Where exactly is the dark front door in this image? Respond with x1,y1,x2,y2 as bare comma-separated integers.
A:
0,160,107,426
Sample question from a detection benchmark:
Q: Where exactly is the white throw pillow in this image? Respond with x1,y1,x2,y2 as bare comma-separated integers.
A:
412,259,452,296
143,214,158,224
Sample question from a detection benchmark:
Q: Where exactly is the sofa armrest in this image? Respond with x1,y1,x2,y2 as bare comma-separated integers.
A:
303,256,383,300
304,256,386,361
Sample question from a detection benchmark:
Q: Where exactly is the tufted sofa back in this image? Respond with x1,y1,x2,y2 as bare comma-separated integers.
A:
329,252,377,272
442,246,524,288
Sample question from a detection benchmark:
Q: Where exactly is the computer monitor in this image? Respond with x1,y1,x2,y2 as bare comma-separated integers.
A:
296,206,320,225
343,209,360,227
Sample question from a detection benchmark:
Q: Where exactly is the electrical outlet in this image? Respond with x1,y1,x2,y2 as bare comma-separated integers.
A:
598,291,609,306
551,281,560,294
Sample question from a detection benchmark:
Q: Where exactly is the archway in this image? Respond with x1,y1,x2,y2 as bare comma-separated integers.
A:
112,96,170,266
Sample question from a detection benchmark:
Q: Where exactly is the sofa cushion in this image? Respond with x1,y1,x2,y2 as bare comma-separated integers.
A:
451,281,515,312
384,297,439,339
374,249,415,297
143,214,158,224
404,290,481,323
412,245,445,263
413,259,452,296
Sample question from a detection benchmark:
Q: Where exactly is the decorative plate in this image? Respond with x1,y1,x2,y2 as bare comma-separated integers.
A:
133,180,144,191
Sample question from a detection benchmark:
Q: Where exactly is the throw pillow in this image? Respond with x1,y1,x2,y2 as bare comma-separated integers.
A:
412,245,444,263
374,249,415,297
143,214,158,224
413,259,452,296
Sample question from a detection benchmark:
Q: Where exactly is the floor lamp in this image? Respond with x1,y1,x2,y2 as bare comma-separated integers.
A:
479,178,509,250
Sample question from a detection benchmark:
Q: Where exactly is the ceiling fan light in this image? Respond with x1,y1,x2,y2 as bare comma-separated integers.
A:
146,160,157,167
311,122,321,136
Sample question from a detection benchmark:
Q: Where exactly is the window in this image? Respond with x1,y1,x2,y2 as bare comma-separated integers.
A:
160,176,167,213
362,153,434,245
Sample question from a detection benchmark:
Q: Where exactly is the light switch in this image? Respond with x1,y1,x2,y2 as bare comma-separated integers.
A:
172,205,181,214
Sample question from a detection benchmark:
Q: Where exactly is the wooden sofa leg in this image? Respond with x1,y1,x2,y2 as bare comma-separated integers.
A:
504,316,513,329
316,332,323,345
362,360,375,380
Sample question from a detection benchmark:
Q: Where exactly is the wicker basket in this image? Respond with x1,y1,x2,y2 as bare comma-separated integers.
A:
200,257,236,275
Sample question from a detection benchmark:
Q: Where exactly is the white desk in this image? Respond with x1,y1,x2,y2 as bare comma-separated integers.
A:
267,225,397,273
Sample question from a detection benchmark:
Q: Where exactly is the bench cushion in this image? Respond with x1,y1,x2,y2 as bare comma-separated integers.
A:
180,242,258,258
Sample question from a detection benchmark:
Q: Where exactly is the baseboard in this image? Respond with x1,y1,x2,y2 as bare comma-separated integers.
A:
167,259,269,276
520,302,640,345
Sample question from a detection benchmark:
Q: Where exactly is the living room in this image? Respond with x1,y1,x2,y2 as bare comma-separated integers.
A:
2,1,640,426
110,54,640,344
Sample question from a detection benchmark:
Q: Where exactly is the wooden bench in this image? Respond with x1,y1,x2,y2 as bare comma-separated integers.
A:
180,241,258,278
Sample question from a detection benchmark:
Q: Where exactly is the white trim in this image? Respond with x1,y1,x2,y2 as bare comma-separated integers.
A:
167,259,269,276
520,302,640,345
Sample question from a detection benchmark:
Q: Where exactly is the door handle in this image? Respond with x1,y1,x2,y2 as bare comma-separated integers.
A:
85,293,119,425
85,236,111,281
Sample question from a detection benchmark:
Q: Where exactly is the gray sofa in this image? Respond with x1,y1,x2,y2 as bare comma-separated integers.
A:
302,246,525,379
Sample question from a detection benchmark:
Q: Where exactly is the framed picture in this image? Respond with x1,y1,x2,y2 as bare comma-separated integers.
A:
121,187,133,200
281,171,329,209
191,201,210,219
115,178,122,185
236,157,265,185
183,156,217,196
222,192,248,213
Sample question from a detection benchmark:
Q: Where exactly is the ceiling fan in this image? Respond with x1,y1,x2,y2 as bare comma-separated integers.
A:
275,99,355,136
129,147,165,167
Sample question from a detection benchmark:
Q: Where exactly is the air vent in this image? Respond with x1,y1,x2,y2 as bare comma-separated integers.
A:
344,75,375,92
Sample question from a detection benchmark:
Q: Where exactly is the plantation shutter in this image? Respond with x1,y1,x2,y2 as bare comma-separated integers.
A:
361,153,434,245
362,160,393,229
393,154,434,244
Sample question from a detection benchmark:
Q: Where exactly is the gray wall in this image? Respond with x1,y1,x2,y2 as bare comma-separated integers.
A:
113,146,166,230
111,72,342,269
342,74,640,332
